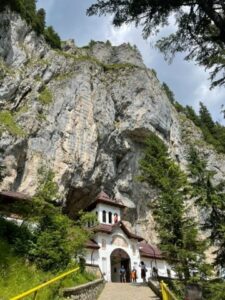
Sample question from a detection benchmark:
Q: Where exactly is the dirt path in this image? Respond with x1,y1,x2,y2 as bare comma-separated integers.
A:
98,283,159,300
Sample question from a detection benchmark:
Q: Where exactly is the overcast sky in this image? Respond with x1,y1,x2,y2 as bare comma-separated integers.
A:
37,0,225,124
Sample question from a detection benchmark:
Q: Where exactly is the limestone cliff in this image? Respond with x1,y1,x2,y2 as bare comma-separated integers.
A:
1,10,225,244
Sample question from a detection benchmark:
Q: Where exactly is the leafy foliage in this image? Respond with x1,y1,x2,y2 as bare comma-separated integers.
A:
0,217,33,256
0,168,94,273
188,147,225,268
202,280,225,300
26,168,94,272
0,239,96,300
44,26,61,49
35,8,46,35
139,133,209,281
162,82,175,104
87,1,225,88
160,80,225,154
29,214,88,272
185,102,225,154
0,0,61,49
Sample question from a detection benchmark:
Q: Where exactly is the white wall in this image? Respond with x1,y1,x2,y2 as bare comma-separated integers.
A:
85,227,172,282
84,217,175,281
95,203,121,225
85,249,100,265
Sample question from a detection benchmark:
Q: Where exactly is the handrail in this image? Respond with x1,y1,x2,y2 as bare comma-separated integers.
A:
10,267,80,300
160,280,178,300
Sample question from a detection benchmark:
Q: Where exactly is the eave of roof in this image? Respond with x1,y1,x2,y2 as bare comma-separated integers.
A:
85,239,100,249
92,221,144,242
139,242,163,259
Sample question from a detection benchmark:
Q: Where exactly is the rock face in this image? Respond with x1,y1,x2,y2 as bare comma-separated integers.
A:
1,10,225,244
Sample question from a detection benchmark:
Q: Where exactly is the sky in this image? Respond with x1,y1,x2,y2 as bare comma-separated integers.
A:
37,0,225,124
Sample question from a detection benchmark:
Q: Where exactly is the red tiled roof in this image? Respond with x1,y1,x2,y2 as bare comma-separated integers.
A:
97,191,111,201
93,221,144,242
0,191,31,201
85,239,100,249
120,221,144,241
93,223,113,234
139,242,163,259
85,191,126,211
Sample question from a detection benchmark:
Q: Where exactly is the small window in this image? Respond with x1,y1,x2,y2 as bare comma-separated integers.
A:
102,210,106,223
108,212,112,224
114,213,118,223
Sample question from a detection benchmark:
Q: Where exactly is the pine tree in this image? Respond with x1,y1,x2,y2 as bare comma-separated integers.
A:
139,133,209,281
188,147,225,268
162,82,175,104
199,102,215,134
44,26,61,49
35,8,46,35
185,106,201,127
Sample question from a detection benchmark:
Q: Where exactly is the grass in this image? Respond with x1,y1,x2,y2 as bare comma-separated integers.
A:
38,87,53,105
55,50,139,71
0,240,96,300
0,111,25,137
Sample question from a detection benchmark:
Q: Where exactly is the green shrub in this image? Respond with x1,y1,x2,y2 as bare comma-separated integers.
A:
38,87,53,105
0,240,94,300
202,280,225,300
0,217,33,256
0,110,25,137
105,40,111,46
89,40,97,47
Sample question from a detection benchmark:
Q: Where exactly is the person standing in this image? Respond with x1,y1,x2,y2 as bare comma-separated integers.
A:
139,261,147,283
120,265,126,283
131,267,137,283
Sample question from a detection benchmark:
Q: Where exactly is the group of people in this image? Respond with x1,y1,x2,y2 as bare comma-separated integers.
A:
119,261,148,283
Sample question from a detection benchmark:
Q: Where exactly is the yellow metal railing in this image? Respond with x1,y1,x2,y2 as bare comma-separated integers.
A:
10,267,80,300
160,280,178,300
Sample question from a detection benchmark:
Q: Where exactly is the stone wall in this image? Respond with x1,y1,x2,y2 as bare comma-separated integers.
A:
85,264,103,279
63,279,105,300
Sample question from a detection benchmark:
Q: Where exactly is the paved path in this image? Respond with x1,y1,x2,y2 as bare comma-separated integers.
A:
98,283,159,300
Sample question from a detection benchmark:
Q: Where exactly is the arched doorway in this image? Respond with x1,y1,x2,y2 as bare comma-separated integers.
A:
110,248,131,282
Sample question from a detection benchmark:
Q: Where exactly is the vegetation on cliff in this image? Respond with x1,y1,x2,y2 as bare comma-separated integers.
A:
163,82,225,154
0,0,61,48
88,0,225,88
188,147,225,268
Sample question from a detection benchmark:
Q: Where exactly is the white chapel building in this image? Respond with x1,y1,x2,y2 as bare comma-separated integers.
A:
84,191,172,282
